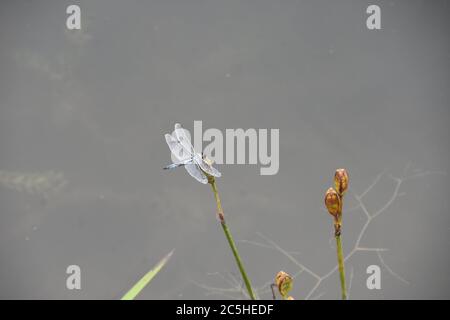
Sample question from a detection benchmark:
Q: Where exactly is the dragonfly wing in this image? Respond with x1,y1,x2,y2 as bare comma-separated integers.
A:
174,123,196,155
165,133,191,161
185,163,208,184
195,156,222,178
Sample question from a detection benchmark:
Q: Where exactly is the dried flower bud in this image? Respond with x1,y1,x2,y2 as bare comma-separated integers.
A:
275,271,293,299
334,169,349,195
325,187,341,218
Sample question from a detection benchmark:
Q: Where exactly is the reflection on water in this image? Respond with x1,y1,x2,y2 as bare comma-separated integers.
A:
0,171,67,198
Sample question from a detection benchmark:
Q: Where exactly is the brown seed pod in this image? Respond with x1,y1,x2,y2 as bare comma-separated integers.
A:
334,168,349,196
275,271,293,299
325,187,341,219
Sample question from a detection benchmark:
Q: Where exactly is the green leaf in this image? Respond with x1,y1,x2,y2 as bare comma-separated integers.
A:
121,249,174,300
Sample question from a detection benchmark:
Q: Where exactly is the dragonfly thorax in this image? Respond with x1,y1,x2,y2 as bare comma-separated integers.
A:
201,153,214,166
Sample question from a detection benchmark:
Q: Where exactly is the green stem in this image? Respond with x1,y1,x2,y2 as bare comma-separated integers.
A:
209,178,256,300
335,233,347,300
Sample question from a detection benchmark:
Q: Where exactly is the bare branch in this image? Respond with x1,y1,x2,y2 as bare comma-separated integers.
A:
376,251,409,285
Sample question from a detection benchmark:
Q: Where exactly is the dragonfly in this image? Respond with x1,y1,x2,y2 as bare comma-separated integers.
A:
164,123,221,184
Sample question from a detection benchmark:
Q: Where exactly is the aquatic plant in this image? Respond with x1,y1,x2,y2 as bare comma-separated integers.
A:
164,123,256,300
189,165,443,300
121,249,174,300
324,169,349,300
207,175,256,299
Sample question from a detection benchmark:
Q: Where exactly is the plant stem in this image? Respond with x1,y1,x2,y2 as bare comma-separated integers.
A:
209,178,256,300
335,232,347,300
